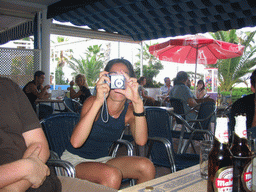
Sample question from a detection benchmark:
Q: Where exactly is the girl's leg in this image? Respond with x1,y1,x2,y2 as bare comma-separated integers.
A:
75,162,122,189
106,156,156,184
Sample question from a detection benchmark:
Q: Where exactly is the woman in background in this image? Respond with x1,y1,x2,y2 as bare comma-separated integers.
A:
196,80,207,99
68,74,92,104
138,76,158,106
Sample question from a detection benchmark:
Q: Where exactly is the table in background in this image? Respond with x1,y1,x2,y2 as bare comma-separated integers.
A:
119,164,206,192
35,97,64,117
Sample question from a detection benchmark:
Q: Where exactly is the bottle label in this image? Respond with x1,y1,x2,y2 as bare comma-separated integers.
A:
214,166,233,192
235,115,247,139
241,161,252,191
215,117,229,144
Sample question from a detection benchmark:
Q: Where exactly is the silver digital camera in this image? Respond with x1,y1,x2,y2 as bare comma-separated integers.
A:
108,74,126,89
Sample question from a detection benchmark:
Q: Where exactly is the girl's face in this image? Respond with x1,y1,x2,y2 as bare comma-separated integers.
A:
143,78,147,85
108,63,130,101
76,77,84,87
198,83,203,89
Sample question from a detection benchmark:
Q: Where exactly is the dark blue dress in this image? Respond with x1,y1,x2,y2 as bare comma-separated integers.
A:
67,102,129,159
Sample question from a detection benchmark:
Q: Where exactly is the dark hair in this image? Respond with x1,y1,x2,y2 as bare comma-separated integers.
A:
34,71,45,80
250,69,256,88
138,76,146,84
173,78,178,86
197,80,205,90
164,77,170,83
176,71,188,83
104,58,135,77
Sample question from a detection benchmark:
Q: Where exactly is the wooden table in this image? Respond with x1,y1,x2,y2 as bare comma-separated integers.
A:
35,97,64,117
119,164,206,192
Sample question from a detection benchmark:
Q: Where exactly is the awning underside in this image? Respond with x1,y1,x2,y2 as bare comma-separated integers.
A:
47,0,256,41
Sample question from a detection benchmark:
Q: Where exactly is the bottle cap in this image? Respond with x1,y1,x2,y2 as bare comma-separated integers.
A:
145,186,154,191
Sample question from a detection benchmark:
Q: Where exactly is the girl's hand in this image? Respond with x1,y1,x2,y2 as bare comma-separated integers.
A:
115,71,142,104
70,81,75,87
95,71,110,104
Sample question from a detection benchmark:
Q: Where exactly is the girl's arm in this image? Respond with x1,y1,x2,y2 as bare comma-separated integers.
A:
70,72,110,148
116,73,148,146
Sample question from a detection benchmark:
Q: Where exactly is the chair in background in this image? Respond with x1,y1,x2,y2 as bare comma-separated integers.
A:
172,101,216,154
169,98,200,153
63,96,82,114
145,107,199,173
169,98,199,130
40,112,135,185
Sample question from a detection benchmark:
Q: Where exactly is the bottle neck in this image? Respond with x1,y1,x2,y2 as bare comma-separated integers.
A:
232,133,249,146
215,117,229,144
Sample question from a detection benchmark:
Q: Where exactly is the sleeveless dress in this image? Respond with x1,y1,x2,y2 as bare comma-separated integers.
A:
67,102,129,159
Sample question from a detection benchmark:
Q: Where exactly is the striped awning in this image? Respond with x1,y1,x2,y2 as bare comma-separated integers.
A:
47,0,256,41
0,21,34,45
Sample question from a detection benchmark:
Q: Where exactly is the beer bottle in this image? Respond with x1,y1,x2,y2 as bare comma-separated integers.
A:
207,117,233,192
230,115,252,192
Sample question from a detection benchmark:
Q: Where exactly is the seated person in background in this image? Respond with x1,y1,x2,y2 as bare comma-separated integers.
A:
63,59,156,189
169,71,199,121
229,69,256,138
138,76,159,106
159,77,172,105
186,79,191,89
68,74,92,104
196,80,207,99
23,71,53,120
1,77,119,192
160,77,172,95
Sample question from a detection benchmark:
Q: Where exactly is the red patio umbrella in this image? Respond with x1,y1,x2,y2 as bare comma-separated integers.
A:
149,35,245,86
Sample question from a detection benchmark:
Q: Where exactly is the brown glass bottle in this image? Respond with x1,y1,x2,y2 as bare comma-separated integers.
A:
230,115,252,192
207,117,233,192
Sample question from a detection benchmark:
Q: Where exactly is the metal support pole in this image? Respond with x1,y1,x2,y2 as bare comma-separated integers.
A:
140,41,143,76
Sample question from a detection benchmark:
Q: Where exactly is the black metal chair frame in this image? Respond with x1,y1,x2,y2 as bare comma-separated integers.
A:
169,98,200,153
145,107,199,173
63,96,82,113
171,101,216,154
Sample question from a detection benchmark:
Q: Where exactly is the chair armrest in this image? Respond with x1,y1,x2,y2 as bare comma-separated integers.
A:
147,137,176,173
185,103,201,115
49,150,60,160
109,139,134,157
188,109,216,124
47,159,76,178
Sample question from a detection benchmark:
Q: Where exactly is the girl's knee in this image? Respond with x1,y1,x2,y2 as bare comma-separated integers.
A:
137,158,156,177
101,167,123,189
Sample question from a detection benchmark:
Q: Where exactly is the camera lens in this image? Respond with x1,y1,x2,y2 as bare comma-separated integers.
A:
114,79,124,88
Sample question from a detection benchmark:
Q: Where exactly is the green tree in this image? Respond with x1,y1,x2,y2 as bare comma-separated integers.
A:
85,45,104,60
55,66,66,85
67,44,105,86
135,43,163,87
210,29,256,92
67,55,104,86
51,36,71,67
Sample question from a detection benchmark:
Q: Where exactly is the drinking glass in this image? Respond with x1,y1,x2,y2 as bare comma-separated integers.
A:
200,140,214,179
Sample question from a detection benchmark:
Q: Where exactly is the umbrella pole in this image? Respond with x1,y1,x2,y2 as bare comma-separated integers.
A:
194,46,198,92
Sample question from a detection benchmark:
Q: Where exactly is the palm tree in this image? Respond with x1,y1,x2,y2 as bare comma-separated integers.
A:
85,45,104,60
210,29,256,92
67,55,103,86
135,43,163,87
51,36,71,67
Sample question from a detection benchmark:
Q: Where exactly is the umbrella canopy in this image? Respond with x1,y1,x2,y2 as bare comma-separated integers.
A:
149,35,245,86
